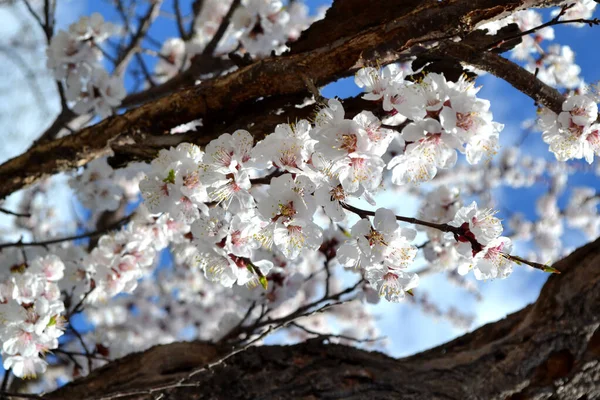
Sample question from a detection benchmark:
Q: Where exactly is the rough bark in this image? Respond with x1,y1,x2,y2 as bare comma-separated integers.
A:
43,238,600,400
0,0,564,200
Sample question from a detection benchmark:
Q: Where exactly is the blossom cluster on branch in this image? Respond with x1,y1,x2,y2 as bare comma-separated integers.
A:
136,65,517,303
0,0,598,391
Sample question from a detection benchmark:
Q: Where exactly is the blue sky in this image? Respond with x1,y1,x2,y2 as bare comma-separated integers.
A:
1,0,598,364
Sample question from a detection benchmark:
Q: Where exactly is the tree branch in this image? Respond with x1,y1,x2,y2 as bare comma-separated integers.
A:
0,214,132,251
202,0,240,56
114,0,164,77
0,0,553,201
440,42,565,113
41,237,600,399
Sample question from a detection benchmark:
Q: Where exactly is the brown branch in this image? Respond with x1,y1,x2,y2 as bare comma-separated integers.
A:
440,42,565,113
22,0,73,146
342,203,460,235
221,280,364,344
0,0,554,201
114,0,164,77
0,207,30,218
342,203,560,276
41,238,600,399
22,0,53,43
173,0,188,39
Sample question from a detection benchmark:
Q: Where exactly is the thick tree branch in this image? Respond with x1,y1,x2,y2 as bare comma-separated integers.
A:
38,237,600,400
0,0,558,200
440,42,565,113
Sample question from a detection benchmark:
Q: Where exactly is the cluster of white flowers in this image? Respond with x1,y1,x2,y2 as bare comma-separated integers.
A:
69,157,147,213
7,2,600,387
417,187,513,280
448,202,513,280
46,13,125,117
231,0,325,56
337,209,418,301
135,63,519,300
231,0,291,56
0,253,66,378
540,94,600,163
156,0,325,83
355,66,504,183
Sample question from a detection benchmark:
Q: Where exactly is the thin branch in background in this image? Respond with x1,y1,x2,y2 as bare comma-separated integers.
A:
53,349,84,372
231,280,364,345
173,0,189,40
486,4,600,51
67,325,94,373
221,301,257,341
0,214,132,251
189,0,205,38
53,349,111,362
0,207,30,218
114,0,133,52
114,0,164,76
202,0,241,56
67,286,97,318
134,52,156,87
21,0,73,145
87,298,355,400
23,0,54,43
289,321,386,344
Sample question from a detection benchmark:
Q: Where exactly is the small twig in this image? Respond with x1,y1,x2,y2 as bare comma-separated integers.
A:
67,286,96,318
503,254,561,274
486,8,599,51
54,349,84,371
0,207,30,218
189,0,206,38
0,393,42,400
289,321,385,344
114,0,164,76
202,0,241,56
173,0,189,40
342,203,460,235
134,53,156,87
300,73,326,103
53,348,111,362
67,326,94,373
0,215,131,251
220,301,256,342
22,0,53,43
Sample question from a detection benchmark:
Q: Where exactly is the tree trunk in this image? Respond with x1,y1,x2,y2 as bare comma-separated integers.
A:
44,238,600,400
